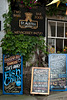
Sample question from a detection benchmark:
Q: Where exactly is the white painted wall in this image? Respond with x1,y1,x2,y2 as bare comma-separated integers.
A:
0,0,8,73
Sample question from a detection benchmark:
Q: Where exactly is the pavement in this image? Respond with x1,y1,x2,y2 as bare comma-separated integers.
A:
0,90,67,100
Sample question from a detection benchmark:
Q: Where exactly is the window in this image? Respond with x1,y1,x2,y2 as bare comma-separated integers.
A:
48,19,67,53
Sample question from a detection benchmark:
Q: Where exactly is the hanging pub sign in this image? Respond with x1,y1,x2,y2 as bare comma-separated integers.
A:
11,0,45,36
30,67,50,95
3,54,23,95
49,54,67,91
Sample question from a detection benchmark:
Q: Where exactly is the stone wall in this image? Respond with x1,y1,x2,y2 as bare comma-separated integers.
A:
0,0,8,73
23,66,32,94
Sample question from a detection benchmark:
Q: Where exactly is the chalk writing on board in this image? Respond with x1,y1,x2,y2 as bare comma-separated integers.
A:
49,54,66,90
3,55,22,94
31,67,50,95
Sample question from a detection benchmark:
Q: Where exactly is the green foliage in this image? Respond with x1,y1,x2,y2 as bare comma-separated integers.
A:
2,4,12,31
21,0,37,8
1,0,47,67
1,32,47,66
61,0,67,4
46,3,66,16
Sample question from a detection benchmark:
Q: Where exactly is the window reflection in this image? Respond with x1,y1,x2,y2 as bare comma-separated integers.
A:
56,39,63,52
57,22,64,37
64,40,67,47
48,21,55,37
65,23,67,37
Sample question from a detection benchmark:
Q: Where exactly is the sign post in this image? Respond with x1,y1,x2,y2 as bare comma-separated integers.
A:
30,67,50,95
3,54,23,95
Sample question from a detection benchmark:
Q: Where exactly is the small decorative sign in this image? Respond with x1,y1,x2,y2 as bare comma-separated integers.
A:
11,0,45,36
30,67,50,95
3,54,23,95
19,12,38,29
49,54,67,91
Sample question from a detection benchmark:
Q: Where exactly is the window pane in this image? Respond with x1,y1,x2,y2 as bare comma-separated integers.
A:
48,21,55,37
48,39,55,53
56,39,63,52
65,23,67,37
57,22,64,37
64,40,67,47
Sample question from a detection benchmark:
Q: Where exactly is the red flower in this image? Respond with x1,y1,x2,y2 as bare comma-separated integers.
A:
29,7,32,9
21,1,23,4
30,1,32,3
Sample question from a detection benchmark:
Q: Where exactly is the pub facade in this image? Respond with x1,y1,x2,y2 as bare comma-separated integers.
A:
0,0,67,94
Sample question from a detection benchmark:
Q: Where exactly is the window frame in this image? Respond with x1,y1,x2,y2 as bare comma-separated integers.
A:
47,19,67,53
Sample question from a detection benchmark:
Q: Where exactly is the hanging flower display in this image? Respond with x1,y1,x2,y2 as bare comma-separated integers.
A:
21,0,37,9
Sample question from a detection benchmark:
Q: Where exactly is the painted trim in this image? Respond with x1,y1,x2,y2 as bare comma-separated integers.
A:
47,18,67,23
30,67,50,95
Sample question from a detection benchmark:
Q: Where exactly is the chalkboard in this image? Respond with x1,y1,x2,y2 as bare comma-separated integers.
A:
49,54,67,91
11,0,45,36
30,67,50,95
3,54,23,95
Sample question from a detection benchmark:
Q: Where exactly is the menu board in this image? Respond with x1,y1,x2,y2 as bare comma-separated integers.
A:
11,0,45,36
3,54,23,95
30,67,50,95
49,54,67,91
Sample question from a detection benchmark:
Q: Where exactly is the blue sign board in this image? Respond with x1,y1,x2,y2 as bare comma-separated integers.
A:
49,54,67,91
3,54,23,95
